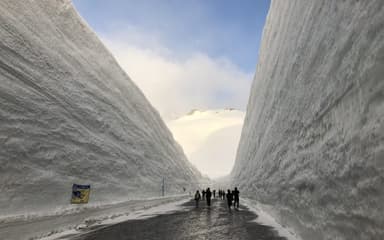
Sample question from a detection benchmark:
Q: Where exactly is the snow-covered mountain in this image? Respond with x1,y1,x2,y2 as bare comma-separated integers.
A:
0,0,201,217
231,1,384,239
168,109,244,178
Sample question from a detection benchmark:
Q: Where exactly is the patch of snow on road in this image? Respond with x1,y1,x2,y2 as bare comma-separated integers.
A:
38,197,191,240
103,197,190,224
243,198,301,240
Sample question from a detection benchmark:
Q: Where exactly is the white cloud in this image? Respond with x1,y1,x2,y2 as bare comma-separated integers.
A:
99,30,251,178
167,109,245,178
100,31,253,120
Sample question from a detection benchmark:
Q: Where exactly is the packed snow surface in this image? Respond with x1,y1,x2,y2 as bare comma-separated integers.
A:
0,195,189,240
0,0,201,217
232,1,384,239
242,198,301,240
168,109,244,178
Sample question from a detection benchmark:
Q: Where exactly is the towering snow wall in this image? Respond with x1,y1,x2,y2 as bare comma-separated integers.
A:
0,0,201,216
232,1,384,239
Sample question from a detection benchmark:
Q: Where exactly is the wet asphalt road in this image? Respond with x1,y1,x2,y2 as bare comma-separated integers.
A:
73,198,287,240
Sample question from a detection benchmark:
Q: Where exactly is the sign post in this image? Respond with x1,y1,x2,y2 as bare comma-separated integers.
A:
71,184,90,204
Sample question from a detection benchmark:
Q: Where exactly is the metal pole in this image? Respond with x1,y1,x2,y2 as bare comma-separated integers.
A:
162,177,165,196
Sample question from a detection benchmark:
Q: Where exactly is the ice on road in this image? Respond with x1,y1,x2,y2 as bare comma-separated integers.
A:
72,198,287,240
0,196,188,240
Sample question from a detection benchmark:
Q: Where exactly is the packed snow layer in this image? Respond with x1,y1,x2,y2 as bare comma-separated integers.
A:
167,109,244,178
0,195,189,240
232,1,384,239
243,198,301,240
0,0,201,217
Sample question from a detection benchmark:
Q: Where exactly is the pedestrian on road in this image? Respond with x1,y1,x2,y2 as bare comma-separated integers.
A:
213,189,216,198
233,187,240,209
226,189,233,210
206,188,212,206
194,190,201,207
202,189,206,200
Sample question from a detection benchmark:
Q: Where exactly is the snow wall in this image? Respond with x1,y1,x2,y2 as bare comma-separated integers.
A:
0,0,202,216
231,1,384,239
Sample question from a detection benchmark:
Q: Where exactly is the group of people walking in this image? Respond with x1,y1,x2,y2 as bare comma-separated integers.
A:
194,187,240,210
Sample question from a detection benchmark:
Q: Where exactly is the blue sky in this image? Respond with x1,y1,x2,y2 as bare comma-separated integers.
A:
72,0,270,118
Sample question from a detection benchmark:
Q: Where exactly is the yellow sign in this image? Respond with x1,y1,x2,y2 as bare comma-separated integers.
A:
71,184,90,204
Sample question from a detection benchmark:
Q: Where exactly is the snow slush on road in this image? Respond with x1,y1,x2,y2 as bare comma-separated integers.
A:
0,195,300,240
0,196,191,240
59,197,298,240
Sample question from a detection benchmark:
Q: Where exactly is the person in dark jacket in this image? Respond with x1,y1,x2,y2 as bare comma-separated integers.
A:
233,187,240,209
194,190,201,207
226,189,233,210
206,188,212,206
202,189,206,200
